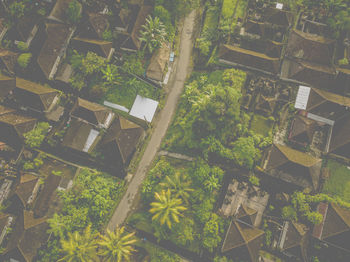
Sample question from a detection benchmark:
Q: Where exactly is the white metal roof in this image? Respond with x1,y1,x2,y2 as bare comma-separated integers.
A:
129,95,159,123
295,85,311,110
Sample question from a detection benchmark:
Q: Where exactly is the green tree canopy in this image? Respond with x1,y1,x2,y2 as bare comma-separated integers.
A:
66,0,82,24
24,122,50,148
140,15,167,53
17,53,32,68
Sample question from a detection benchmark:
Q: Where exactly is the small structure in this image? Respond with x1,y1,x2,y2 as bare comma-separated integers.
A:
14,78,60,113
62,118,100,153
278,221,309,262
262,144,322,191
221,219,265,262
129,95,159,123
313,202,350,252
100,116,143,170
37,23,75,79
71,37,114,59
0,74,15,99
0,48,19,75
327,113,350,159
285,30,335,65
2,210,48,262
71,98,114,128
218,44,280,75
146,44,171,82
289,116,318,145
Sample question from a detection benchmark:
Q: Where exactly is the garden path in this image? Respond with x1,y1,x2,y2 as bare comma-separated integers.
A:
107,9,197,231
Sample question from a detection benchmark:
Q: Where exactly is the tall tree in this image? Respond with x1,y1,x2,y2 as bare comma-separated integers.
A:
58,225,97,262
149,189,187,229
98,226,137,262
140,16,167,53
160,172,194,204
101,64,120,85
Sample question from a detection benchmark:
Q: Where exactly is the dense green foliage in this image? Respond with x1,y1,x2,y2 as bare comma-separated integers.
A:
17,53,32,68
140,16,167,53
66,0,82,24
24,122,50,148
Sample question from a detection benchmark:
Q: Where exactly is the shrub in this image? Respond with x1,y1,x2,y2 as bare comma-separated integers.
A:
66,0,82,24
17,53,32,68
24,122,50,148
17,41,28,51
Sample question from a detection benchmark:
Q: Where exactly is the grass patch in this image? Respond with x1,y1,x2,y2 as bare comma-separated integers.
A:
323,160,350,202
250,114,273,137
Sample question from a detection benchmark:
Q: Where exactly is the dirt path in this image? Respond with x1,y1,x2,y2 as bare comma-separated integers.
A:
107,10,197,231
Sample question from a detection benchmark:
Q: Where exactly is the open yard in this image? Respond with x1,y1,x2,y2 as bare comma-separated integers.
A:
250,114,273,137
322,160,350,202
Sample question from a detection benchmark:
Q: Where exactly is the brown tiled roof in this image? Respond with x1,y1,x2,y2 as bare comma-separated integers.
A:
15,13,41,42
0,113,36,131
329,113,350,157
15,78,59,112
101,116,143,164
285,30,335,65
121,5,152,51
280,222,309,261
245,20,265,36
219,44,280,74
72,37,113,58
313,203,350,251
0,48,19,75
0,212,10,232
14,174,39,207
0,105,16,116
263,7,293,27
308,88,350,109
71,98,111,126
222,220,264,262
48,0,74,23
289,116,317,144
4,210,47,262
264,144,321,190
37,23,73,79
146,43,170,81
0,74,15,98
62,118,96,152
236,205,258,226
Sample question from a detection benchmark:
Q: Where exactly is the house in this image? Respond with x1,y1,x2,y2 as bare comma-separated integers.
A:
262,144,322,191
71,37,114,59
289,116,318,145
47,0,75,23
0,48,19,75
313,202,350,252
218,44,280,75
281,58,336,88
0,112,36,150
146,43,170,82
114,4,139,33
119,5,153,52
37,23,75,79
278,221,309,262
295,86,350,122
14,78,60,113
80,12,110,39
71,98,114,128
0,74,15,99
62,118,100,153
327,113,350,159
100,116,144,169
2,210,48,262
285,30,335,65
55,63,73,86
221,219,265,262
12,13,42,46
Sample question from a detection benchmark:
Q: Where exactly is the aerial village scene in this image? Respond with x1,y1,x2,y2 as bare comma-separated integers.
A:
1,0,350,261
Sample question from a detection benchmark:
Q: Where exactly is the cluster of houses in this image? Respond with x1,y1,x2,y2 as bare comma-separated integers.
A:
217,1,350,262
0,0,168,261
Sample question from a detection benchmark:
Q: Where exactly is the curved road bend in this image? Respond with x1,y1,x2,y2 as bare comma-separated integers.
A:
107,10,197,230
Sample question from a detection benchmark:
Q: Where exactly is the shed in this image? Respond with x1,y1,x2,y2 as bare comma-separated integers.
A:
129,95,159,122
289,116,318,144
146,44,170,82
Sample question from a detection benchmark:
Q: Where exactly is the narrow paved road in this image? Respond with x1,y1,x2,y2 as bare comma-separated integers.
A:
107,10,196,230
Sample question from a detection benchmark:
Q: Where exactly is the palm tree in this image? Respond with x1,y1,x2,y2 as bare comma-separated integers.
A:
204,175,219,192
58,225,97,262
160,172,194,204
98,226,137,262
149,189,187,229
139,15,167,53
101,64,120,85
